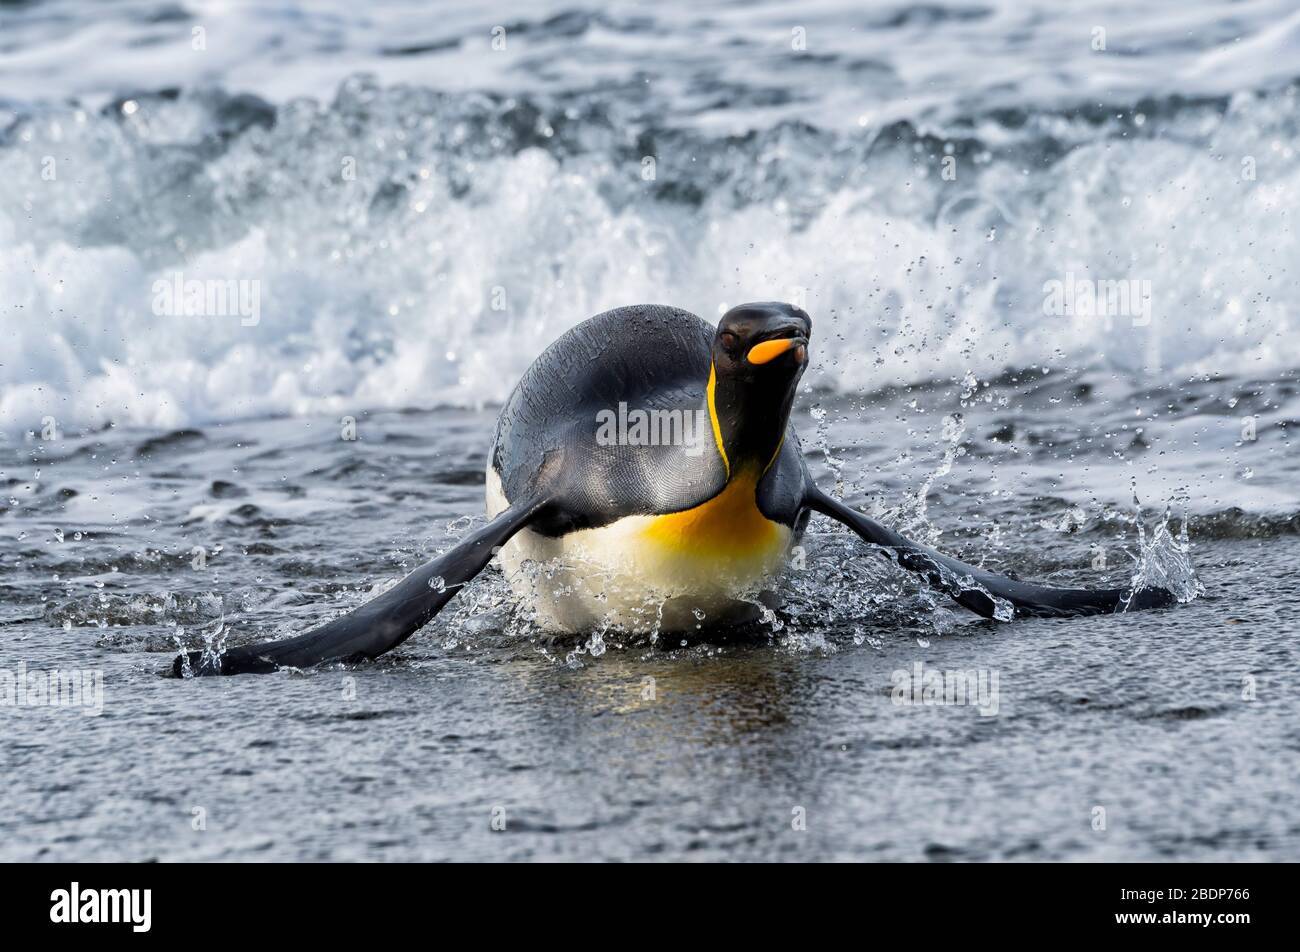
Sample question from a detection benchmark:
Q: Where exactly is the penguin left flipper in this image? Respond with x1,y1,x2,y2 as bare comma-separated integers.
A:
173,498,550,676
803,486,1176,619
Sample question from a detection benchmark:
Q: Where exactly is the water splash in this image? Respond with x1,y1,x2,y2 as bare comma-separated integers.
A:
171,615,229,678
1126,497,1204,607
899,411,966,545
808,403,846,499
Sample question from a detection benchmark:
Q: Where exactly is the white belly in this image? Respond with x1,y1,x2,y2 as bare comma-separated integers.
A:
485,467,793,635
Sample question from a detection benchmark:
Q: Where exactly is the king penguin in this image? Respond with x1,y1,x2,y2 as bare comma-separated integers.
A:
177,303,1175,675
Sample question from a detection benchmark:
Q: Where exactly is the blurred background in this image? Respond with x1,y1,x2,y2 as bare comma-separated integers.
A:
1,0,1296,430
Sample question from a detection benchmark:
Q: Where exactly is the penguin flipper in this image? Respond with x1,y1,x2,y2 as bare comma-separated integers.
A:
803,487,1176,619
174,498,549,676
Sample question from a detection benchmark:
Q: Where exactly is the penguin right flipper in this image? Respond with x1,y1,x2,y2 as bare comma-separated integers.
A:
803,486,1176,619
173,498,550,677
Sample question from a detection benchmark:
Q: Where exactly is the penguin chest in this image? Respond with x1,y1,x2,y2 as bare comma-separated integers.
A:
486,468,793,634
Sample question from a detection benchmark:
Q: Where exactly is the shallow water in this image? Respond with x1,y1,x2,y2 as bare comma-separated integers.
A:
2,0,1300,861
3,372,1299,861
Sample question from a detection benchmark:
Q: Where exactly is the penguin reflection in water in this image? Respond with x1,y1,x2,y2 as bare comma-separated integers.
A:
177,303,1174,676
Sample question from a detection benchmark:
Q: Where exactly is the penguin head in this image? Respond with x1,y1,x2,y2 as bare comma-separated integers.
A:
708,302,812,474
712,301,811,386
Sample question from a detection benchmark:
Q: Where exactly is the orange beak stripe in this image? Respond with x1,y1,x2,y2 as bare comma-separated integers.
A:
747,338,799,365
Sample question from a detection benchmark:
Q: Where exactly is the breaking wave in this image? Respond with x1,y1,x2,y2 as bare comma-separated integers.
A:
1,2,1299,434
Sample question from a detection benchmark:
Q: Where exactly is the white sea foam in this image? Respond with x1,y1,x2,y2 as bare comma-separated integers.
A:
0,2,1297,433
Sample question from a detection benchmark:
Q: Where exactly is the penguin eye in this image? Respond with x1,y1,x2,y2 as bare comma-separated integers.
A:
719,331,739,350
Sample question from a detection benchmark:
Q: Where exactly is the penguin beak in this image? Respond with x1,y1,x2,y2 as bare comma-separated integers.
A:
747,336,808,366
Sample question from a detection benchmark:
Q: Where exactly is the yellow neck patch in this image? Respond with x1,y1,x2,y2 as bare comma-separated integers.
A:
641,363,786,563
706,362,730,478
641,468,782,559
